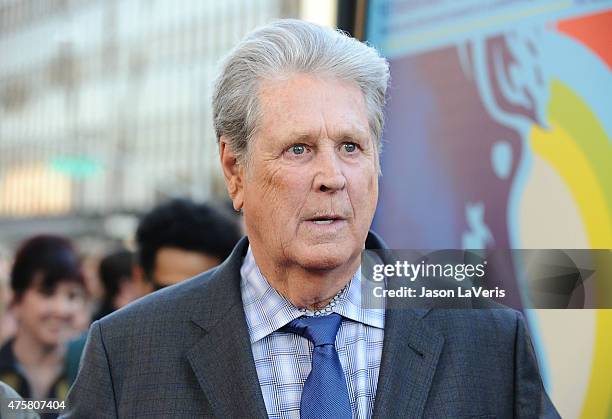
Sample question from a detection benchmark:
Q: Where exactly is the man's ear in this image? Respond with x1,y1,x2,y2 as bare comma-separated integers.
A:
219,136,245,211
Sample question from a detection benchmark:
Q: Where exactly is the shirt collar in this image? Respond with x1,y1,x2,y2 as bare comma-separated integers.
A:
240,246,384,344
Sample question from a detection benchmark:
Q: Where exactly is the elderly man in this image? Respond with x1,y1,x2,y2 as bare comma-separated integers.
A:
64,20,558,418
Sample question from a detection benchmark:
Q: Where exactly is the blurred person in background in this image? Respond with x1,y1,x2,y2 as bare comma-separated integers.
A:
93,249,143,321
0,235,87,403
0,280,18,347
0,252,18,346
65,199,242,387
135,198,243,291
66,249,145,385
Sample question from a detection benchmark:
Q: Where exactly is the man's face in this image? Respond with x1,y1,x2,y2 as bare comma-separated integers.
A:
231,74,378,272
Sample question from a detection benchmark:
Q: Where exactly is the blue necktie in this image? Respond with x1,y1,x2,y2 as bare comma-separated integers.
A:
284,313,352,419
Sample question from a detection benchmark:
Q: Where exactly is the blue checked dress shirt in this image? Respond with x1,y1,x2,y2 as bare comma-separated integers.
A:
240,246,385,419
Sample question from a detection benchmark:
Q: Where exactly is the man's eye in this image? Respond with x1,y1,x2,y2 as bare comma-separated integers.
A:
290,144,306,155
343,143,358,153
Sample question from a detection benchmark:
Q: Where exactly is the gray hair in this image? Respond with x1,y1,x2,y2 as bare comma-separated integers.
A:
212,19,390,166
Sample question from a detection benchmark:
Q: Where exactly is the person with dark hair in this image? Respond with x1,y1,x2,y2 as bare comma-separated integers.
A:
64,201,241,388
65,249,144,386
0,235,87,405
135,198,242,291
94,249,141,321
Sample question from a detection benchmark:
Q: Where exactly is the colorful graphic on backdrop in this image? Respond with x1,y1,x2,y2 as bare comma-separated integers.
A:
367,1,612,417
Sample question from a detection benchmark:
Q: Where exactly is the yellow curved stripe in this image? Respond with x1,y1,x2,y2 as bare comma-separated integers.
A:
530,110,612,417
548,81,612,220
530,123,612,248
583,311,612,419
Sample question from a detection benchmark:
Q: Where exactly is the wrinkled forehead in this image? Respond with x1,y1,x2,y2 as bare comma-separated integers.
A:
255,74,371,143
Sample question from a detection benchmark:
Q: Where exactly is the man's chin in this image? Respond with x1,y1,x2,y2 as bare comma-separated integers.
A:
295,245,358,272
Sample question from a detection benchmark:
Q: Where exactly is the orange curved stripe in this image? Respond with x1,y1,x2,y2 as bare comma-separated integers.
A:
557,10,612,70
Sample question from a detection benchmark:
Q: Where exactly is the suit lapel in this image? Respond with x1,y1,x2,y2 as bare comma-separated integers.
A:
186,237,268,419
367,234,445,419
372,306,444,419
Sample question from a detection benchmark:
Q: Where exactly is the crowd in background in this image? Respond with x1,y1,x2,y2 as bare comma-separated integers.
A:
0,198,243,416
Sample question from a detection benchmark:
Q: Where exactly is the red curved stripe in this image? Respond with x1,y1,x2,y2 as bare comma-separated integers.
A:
557,10,612,70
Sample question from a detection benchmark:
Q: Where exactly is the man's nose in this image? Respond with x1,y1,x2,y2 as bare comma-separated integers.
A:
313,147,346,192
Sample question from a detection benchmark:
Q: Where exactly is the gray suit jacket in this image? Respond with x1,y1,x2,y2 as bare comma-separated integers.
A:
63,233,559,418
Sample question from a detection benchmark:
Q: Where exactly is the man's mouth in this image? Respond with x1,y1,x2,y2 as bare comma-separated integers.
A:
308,215,345,225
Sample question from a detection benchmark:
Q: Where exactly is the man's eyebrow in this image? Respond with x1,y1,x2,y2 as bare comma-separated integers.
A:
334,128,371,143
282,128,370,142
286,132,314,142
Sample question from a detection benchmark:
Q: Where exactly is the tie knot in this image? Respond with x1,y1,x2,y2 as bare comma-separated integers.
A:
284,313,342,347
